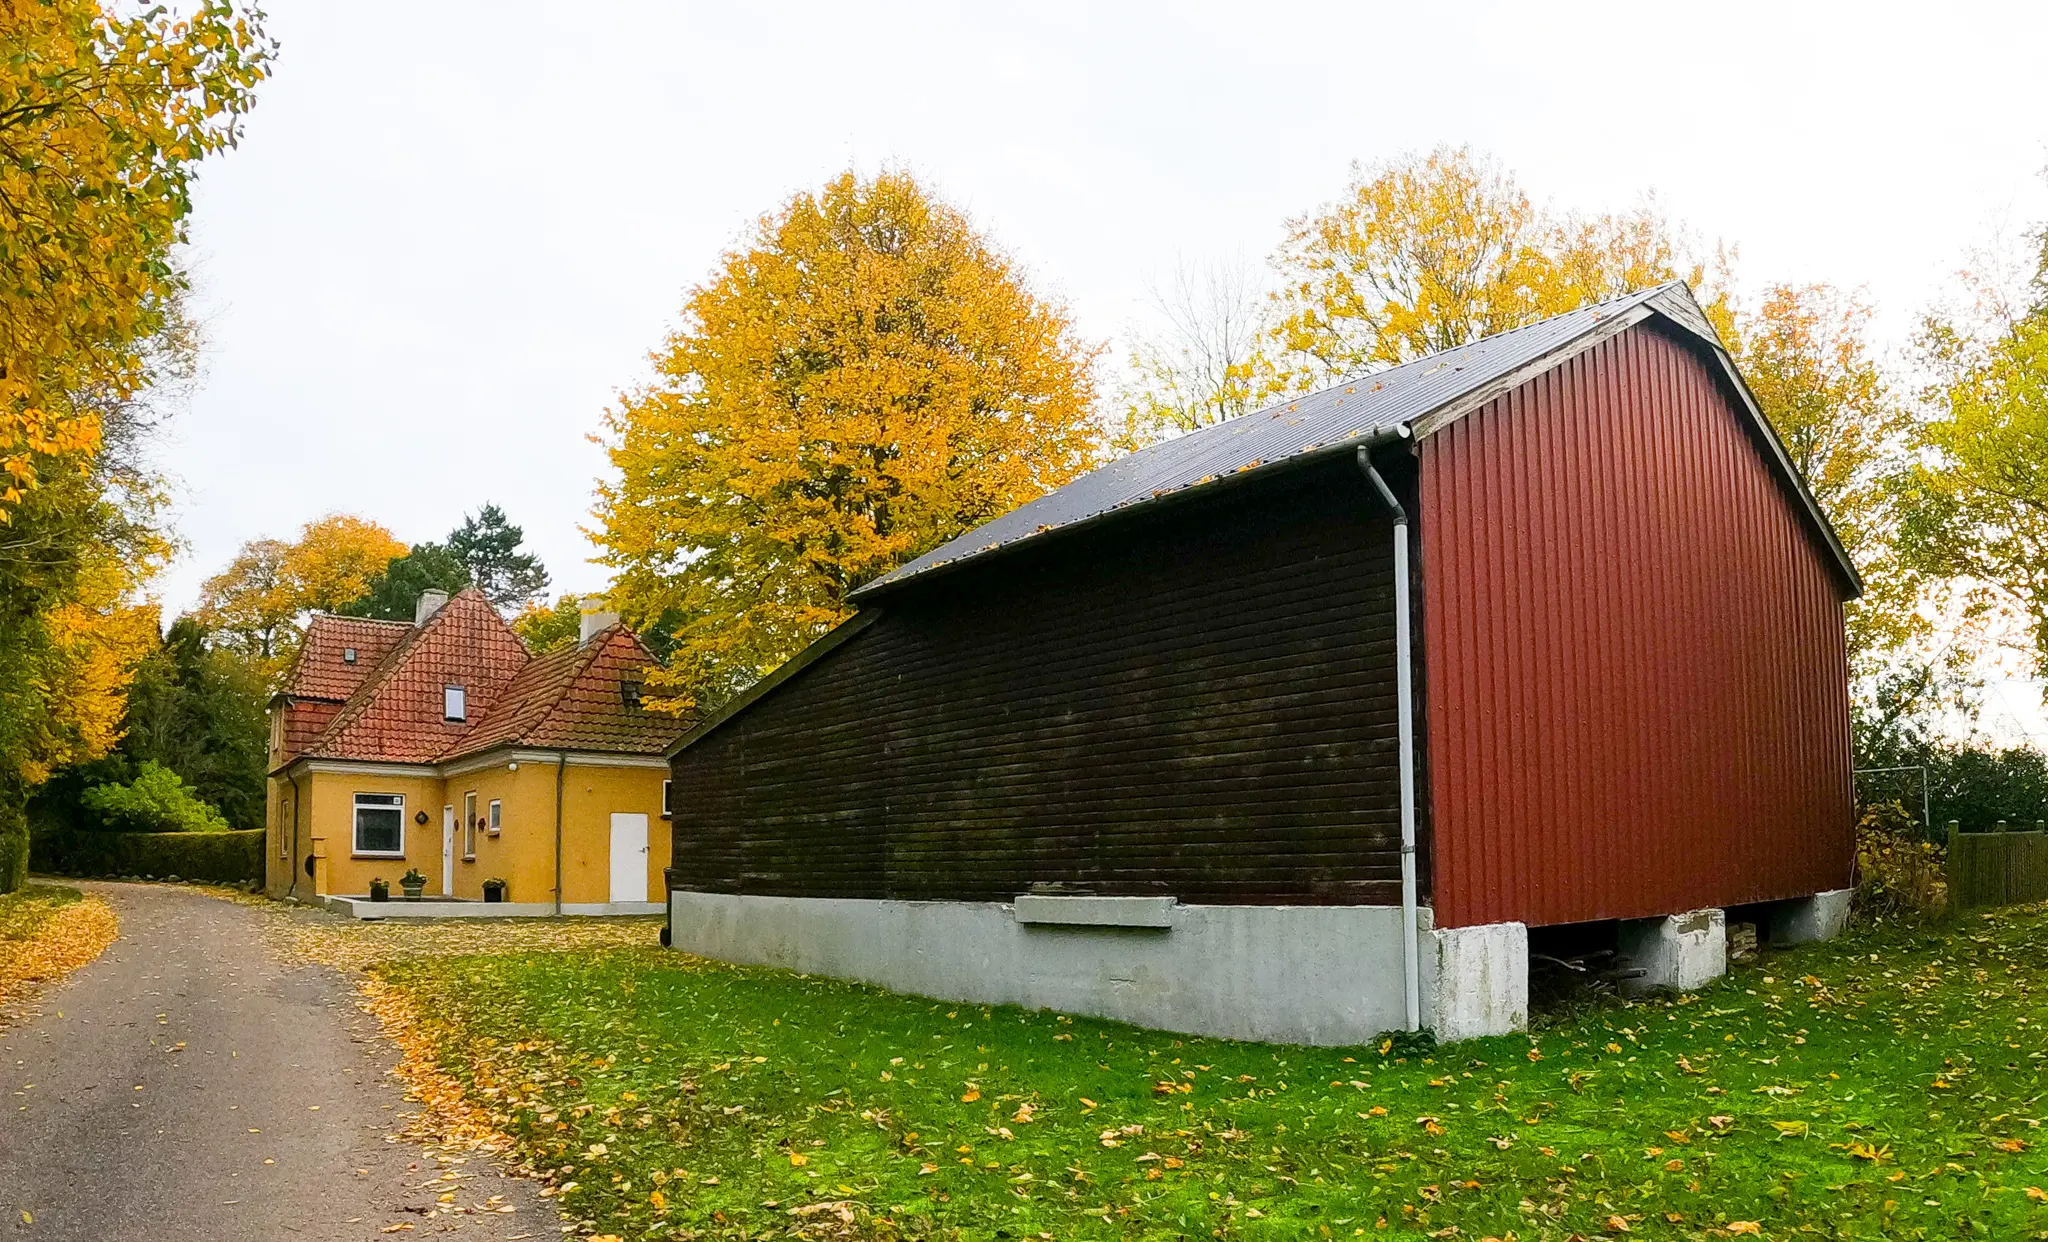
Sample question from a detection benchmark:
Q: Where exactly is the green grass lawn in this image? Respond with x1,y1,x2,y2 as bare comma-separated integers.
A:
379,905,2048,1241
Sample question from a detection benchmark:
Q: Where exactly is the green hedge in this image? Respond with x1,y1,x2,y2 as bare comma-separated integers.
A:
33,828,264,884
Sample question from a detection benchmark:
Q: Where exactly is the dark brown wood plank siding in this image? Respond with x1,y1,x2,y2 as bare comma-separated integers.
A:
668,457,1405,904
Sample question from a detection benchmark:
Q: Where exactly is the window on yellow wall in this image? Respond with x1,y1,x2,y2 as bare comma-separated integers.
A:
353,793,404,857
463,791,478,860
488,798,501,835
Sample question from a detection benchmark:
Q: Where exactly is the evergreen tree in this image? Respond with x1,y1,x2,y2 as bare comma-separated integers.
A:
448,504,549,609
335,543,471,622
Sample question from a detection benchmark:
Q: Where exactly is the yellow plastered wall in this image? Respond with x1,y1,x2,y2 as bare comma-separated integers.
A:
304,771,450,898
443,761,557,902
558,763,671,907
272,756,670,906
265,773,292,898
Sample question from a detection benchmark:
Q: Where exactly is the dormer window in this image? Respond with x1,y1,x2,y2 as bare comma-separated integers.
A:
621,681,643,710
343,647,358,664
444,685,467,721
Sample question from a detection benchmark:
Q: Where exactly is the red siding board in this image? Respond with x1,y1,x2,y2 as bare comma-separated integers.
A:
1422,326,1853,929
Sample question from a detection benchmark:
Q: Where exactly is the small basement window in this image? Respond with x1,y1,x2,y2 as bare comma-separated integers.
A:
353,793,404,857
444,685,466,721
621,680,643,709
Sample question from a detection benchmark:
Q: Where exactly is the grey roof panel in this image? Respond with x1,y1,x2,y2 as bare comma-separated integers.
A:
855,283,1681,599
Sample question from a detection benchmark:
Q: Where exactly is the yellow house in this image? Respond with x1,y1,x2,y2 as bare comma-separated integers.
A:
266,588,685,914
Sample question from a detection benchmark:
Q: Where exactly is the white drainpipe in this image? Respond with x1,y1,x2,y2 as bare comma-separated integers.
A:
1358,445,1422,1032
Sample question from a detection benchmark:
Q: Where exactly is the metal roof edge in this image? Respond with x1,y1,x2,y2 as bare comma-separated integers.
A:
665,609,885,759
1407,284,1862,600
1671,315,1865,600
1407,303,1658,441
850,424,1415,604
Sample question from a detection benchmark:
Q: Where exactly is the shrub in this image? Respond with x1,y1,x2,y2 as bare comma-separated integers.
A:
31,828,263,884
79,762,231,833
1854,801,1947,919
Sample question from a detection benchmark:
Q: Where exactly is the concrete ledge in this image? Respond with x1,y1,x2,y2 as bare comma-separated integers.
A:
669,891,1411,1045
1618,908,1726,994
1766,888,1852,946
1011,895,1176,928
320,895,661,920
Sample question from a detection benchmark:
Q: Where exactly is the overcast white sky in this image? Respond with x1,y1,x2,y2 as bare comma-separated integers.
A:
169,0,2046,706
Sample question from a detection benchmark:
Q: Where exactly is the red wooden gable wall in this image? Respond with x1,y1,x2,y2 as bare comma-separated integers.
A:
1420,324,1854,929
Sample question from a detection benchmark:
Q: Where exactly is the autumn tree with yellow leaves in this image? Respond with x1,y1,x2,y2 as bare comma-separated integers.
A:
1731,284,1921,671
1264,146,1728,392
198,515,409,678
1,0,271,514
1116,147,1731,445
596,171,1102,710
0,0,271,890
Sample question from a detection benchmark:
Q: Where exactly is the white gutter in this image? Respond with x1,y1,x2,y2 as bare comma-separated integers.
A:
1357,446,1422,1033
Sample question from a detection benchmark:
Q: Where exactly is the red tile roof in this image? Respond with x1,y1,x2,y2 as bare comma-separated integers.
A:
440,626,685,761
302,590,530,764
281,614,412,702
280,700,341,759
276,590,686,769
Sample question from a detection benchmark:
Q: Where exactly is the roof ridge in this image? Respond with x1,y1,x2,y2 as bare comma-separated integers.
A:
850,281,1782,601
435,627,669,762
304,591,530,758
305,611,413,627
1240,282,1683,424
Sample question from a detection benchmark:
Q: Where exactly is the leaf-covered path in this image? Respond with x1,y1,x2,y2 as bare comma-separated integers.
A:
0,882,557,1240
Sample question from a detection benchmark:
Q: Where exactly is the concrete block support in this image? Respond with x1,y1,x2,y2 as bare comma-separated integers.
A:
1766,888,1852,946
1617,908,1726,995
1422,919,1529,1042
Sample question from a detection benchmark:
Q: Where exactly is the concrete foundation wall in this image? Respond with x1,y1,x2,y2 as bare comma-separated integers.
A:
668,892,1419,1045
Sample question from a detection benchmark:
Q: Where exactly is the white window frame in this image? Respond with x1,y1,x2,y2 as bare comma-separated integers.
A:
661,779,672,820
444,684,467,721
487,798,502,835
352,792,406,858
463,790,478,860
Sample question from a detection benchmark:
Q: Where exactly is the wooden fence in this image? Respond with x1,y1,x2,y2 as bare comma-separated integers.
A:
1947,822,2048,909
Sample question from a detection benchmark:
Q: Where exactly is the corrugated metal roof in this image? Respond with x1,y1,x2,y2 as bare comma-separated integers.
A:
852,282,1860,601
854,284,1683,599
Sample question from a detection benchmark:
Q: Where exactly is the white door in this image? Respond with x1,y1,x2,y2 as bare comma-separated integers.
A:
609,813,649,904
441,805,456,896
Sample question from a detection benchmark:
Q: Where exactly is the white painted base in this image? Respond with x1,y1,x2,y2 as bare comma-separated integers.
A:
1766,888,1852,946
1422,918,1529,1041
1617,908,1727,994
668,891,1416,1045
320,895,662,920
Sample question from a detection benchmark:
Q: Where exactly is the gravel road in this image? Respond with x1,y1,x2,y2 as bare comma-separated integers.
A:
0,882,560,1241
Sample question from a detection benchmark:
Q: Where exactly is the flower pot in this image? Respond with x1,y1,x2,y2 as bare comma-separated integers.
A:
400,882,426,900
368,882,390,903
